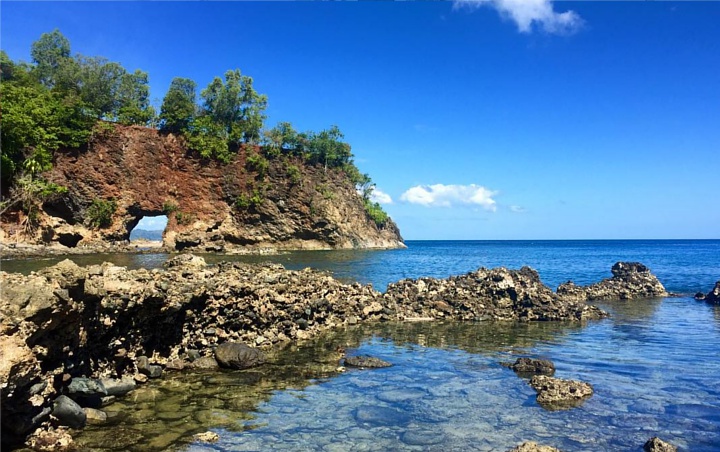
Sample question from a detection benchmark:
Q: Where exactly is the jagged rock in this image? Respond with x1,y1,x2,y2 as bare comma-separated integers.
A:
52,395,86,429
214,342,265,370
694,292,706,300
344,355,392,369
558,262,667,301
507,441,562,452
643,437,677,452
25,427,74,451
193,431,220,443
702,281,720,304
506,358,555,376
385,266,607,322
529,375,593,409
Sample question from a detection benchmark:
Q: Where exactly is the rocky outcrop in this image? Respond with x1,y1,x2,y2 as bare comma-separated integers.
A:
0,124,404,253
1,257,655,447
214,342,265,370
384,266,608,322
700,281,720,304
643,437,677,452
557,262,668,301
529,375,594,410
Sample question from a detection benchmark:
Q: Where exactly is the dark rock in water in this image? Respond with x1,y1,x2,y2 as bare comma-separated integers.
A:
529,375,593,410
214,342,265,370
190,356,219,369
67,377,108,397
136,356,163,379
354,405,411,426
344,355,392,369
703,281,720,304
507,358,555,376
53,395,86,429
507,441,561,452
643,436,677,452
694,292,706,300
558,262,667,301
99,377,136,396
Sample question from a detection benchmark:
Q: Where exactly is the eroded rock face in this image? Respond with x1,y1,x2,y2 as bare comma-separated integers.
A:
384,266,608,322
529,375,594,410
557,262,668,301
0,125,404,252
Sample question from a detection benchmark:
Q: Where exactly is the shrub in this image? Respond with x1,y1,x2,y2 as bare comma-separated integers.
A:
286,164,302,185
246,152,269,178
86,198,116,228
175,211,194,225
364,199,388,227
162,201,179,214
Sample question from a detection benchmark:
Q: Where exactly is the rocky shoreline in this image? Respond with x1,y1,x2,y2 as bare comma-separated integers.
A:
1,257,669,449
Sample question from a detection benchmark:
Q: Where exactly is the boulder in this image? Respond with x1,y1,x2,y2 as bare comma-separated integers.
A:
529,375,593,409
67,378,107,397
214,342,265,370
190,356,219,370
99,377,136,397
52,395,86,429
643,437,677,452
136,356,163,379
507,358,555,376
344,355,392,369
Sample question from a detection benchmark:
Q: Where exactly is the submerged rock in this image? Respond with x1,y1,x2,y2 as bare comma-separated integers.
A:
354,405,411,426
508,441,562,452
506,358,555,377
558,262,668,301
344,355,392,369
529,375,593,409
214,342,265,370
643,436,677,452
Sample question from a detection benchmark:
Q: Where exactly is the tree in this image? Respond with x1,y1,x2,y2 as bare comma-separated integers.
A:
76,56,127,119
186,115,230,162
117,70,155,125
159,77,197,133
200,69,267,144
30,29,71,88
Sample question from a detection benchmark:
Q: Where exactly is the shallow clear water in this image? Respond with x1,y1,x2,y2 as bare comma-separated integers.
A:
6,240,720,451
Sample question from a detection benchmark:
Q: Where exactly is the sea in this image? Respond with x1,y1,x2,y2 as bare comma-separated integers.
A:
2,240,719,451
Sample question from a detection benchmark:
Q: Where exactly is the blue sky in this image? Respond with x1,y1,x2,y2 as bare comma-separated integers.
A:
2,1,718,239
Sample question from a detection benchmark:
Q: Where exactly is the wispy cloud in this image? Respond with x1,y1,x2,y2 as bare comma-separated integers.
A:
510,205,526,213
370,188,393,205
400,184,497,211
453,0,584,35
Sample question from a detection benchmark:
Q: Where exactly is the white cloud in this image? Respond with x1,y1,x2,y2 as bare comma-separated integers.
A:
400,184,497,211
510,205,526,213
370,188,393,205
454,0,584,35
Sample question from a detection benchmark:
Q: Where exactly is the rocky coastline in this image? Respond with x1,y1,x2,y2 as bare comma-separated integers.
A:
1,257,669,449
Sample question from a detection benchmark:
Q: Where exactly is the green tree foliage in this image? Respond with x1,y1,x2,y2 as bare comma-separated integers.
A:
86,198,117,228
200,69,267,144
30,29,71,88
117,70,155,125
159,77,197,133
186,116,231,162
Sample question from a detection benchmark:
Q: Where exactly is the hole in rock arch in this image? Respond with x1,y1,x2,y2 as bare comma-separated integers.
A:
129,215,168,243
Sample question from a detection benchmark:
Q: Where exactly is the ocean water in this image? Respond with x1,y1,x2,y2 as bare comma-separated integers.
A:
5,240,720,451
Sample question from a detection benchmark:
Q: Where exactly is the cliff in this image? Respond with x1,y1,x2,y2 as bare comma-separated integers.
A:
0,124,404,252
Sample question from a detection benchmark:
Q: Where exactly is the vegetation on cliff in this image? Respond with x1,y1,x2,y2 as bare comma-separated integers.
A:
1,29,390,233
